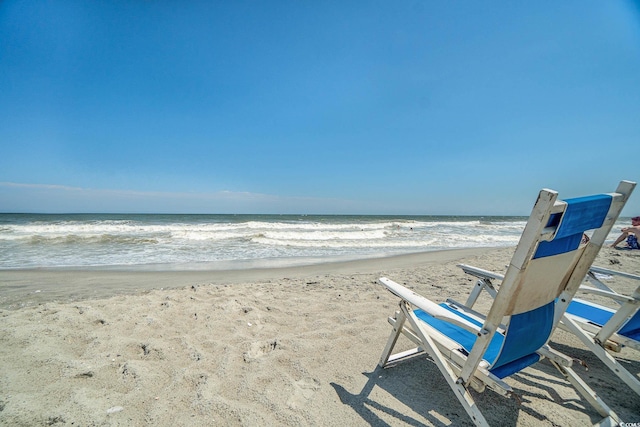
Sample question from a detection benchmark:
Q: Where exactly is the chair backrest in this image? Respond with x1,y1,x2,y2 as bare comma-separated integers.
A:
506,194,613,315
488,194,614,375
463,181,635,381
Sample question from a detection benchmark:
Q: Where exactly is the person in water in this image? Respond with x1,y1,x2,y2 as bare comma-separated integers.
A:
611,216,640,249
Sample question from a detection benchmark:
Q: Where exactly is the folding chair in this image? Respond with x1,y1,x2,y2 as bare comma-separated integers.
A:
379,181,635,426
560,266,640,395
460,244,640,396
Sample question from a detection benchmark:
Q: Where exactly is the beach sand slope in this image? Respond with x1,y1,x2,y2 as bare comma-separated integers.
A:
0,247,638,426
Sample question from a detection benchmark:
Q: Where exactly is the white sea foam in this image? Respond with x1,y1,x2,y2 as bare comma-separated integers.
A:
0,214,630,269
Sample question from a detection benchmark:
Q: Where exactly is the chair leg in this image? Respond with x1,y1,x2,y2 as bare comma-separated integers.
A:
562,315,640,396
549,360,620,426
406,309,490,427
464,279,496,308
379,307,407,367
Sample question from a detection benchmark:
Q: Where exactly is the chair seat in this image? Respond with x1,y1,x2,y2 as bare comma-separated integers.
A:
567,299,640,341
566,299,615,327
414,304,503,366
414,302,549,378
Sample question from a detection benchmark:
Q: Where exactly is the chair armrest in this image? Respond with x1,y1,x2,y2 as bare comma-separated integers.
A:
457,264,505,281
379,277,482,335
457,264,502,307
577,286,637,304
583,266,640,305
590,266,640,281
537,345,573,367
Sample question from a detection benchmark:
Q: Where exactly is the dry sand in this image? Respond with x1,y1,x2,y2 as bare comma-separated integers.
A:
0,247,638,426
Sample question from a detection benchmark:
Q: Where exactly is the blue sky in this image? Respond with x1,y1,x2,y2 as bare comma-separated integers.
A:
1,1,639,215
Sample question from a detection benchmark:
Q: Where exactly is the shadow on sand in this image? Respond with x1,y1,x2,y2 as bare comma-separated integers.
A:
330,354,619,426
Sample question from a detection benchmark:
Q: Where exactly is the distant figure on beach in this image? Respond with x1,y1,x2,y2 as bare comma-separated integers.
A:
611,216,640,249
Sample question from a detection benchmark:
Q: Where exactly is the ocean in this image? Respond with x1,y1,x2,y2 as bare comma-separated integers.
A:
0,213,630,270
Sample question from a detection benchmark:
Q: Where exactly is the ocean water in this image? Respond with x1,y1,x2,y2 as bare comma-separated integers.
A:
0,214,629,270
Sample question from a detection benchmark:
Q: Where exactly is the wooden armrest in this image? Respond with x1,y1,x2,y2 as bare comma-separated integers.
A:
457,264,505,281
577,286,637,304
590,266,640,281
379,277,482,335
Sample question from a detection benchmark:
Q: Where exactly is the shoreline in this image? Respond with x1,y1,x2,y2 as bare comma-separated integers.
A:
0,247,490,310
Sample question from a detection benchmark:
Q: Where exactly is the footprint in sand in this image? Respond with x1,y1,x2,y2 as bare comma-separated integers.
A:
242,339,278,362
286,377,321,409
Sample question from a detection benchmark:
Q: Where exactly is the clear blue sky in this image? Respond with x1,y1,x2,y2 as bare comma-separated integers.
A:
1,1,639,215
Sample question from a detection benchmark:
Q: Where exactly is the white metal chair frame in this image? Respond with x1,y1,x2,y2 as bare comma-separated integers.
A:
378,181,635,427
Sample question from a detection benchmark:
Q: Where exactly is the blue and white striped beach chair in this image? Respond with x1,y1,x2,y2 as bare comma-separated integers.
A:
560,266,640,395
378,181,635,427
460,234,640,397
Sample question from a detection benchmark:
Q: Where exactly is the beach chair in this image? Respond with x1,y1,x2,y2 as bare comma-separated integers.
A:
378,181,635,427
560,266,640,395
460,253,640,396
459,264,640,395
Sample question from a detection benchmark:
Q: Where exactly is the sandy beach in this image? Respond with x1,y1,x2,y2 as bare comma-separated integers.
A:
1,247,638,426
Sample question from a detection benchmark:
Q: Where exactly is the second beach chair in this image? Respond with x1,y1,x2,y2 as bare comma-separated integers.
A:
378,180,635,426
560,266,640,395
